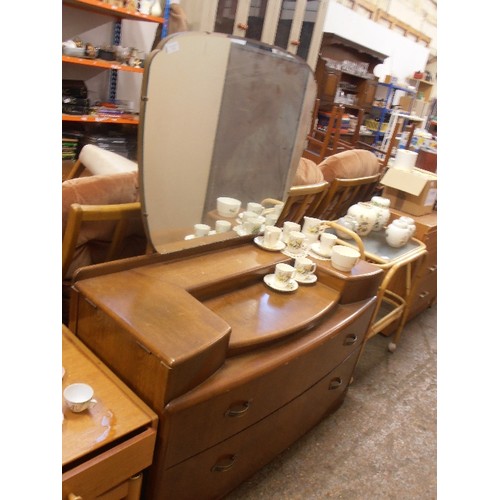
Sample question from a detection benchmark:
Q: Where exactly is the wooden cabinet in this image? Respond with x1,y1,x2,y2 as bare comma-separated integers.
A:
62,325,157,500
181,0,328,69
69,238,384,499
314,56,379,111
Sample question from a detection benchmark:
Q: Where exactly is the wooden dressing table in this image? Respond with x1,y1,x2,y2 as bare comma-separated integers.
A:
62,326,157,500
68,236,384,499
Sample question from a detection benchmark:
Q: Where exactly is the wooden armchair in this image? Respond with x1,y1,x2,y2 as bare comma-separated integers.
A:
261,181,330,226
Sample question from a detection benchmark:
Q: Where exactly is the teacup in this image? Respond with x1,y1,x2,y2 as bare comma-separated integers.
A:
263,225,282,247
264,213,279,226
294,256,316,277
243,215,265,235
215,220,232,233
282,221,301,243
246,202,264,215
286,231,306,254
240,211,259,223
319,232,338,255
217,197,241,217
274,263,296,287
63,383,98,413
194,223,211,237
330,246,360,272
301,216,322,243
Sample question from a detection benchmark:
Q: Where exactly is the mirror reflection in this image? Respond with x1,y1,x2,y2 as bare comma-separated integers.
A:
138,31,316,253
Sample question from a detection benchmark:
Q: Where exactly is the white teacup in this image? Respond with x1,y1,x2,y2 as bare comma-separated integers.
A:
63,383,98,413
319,232,338,255
330,246,361,272
215,220,232,233
282,221,301,243
217,197,241,217
263,225,282,247
246,202,264,215
243,215,265,235
286,231,306,254
301,216,322,242
240,211,259,223
294,256,317,277
274,263,296,286
264,213,279,226
194,223,211,237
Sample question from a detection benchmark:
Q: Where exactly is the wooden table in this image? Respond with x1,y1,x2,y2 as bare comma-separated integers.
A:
62,325,157,500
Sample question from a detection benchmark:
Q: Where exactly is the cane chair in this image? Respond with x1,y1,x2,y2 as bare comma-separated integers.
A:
261,181,329,227
312,173,382,221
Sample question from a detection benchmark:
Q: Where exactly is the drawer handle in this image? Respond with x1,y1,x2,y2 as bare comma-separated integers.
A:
343,333,358,346
211,454,237,472
428,265,437,272
419,291,430,299
329,377,343,390
290,39,300,46
237,22,248,30
225,400,251,417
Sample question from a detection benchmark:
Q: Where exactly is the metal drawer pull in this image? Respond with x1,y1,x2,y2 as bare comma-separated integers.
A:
343,333,358,346
225,400,251,417
419,291,430,299
329,377,343,390
428,265,437,272
211,454,237,472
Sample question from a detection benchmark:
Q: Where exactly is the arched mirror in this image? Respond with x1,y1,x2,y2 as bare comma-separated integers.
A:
139,31,316,254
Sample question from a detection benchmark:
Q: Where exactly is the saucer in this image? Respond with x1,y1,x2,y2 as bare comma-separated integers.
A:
294,273,317,284
253,236,286,251
184,230,216,240
310,242,333,258
263,274,298,292
281,247,308,259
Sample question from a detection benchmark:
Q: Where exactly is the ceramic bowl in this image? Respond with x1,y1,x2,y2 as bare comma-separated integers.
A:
217,197,241,217
63,46,86,57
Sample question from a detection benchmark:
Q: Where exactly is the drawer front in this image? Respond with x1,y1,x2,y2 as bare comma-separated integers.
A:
149,350,359,500
160,308,372,467
62,428,156,500
408,271,437,319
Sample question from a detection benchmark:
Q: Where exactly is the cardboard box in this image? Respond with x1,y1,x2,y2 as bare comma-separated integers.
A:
381,167,437,216
412,99,430,118
398,95,413,112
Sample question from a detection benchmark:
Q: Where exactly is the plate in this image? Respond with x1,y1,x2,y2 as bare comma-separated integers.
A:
310,242,332,258
294,273,317,284
263,274,298,292
253,236,286,251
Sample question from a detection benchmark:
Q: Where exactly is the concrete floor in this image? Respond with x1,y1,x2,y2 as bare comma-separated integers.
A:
224,305,437,500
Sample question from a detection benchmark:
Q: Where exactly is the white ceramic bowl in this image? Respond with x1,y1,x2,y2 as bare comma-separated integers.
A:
63,46,86,57
217,197,241,217
331,245,360,272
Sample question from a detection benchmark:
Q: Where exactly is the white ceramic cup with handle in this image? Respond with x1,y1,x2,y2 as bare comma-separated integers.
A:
294,256,317,277
274,262,296,286
194,223,211,237
319,232,338,255
286,230,306,254
215,220,232,233
263,225,282,247
330,245,360,272
282,221,301,243
63,383,98,413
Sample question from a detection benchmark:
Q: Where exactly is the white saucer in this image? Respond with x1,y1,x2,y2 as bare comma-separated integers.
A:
310,242,333,258
263,274,298,292
294,273,317,284
281,247,308,259
234,224,264,236
253,236,286,251
185,230,216,240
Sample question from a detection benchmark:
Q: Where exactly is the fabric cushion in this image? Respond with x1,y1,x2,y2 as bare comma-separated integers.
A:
62,171,145,279
293,157,325,185
318,149,381,182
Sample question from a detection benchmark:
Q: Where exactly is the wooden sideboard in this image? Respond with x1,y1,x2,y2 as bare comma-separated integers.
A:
68,236,384,499
62,325,158,500
386,209,437,324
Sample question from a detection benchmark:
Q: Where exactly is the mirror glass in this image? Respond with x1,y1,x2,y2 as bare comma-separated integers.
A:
139,31,316,254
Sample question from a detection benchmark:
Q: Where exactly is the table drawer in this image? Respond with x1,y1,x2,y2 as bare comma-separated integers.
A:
149,349,359,500
160,307,372,467
62,428,156,499
408,271,437,319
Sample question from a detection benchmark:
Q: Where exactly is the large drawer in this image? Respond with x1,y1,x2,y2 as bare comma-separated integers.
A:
148,349,360,500
408,270,437,319
159,300,374,467
62,427,156,499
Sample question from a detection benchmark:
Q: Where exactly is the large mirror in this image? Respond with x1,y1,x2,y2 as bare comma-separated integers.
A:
138,31,316,254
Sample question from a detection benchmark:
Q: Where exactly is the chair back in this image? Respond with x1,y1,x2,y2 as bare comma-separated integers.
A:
62,202,146,280
312,173,381,221
261,181,329,227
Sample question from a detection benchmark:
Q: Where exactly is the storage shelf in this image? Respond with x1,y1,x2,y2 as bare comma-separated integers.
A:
62,113,139,124
62,55,144,73
63,0,163,23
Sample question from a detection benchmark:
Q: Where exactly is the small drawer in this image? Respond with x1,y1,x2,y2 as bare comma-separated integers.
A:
62,428,156,499
161,308,372,467
150,350,360,500
409,271,437,318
